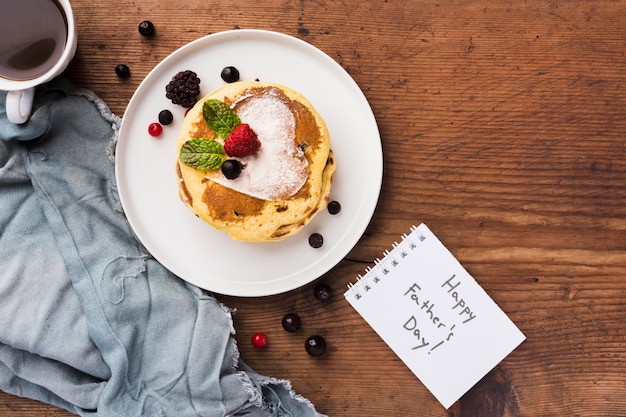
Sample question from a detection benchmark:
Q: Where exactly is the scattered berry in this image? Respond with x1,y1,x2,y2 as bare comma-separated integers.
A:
158,109,173,125
281,313,302,332
221,66,240,83
314,283,332,302
148,122,163,137
221,159,243,179
138,20,155,36
304,335,327,357
308,233,324,248
225,124,261,157
327,200,341,215
115,64,130,78
251,332,267,348
165,70,201,108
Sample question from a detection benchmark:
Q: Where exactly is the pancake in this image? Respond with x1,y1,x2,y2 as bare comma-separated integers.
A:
175,81,335,242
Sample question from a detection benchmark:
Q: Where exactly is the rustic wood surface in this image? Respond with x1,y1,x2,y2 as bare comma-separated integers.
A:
3,0,626,416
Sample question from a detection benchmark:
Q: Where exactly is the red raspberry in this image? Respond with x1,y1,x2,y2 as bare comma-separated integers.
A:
225,124,261,157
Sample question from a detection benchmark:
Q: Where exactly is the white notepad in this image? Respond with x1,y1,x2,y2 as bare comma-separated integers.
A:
344,223,525,409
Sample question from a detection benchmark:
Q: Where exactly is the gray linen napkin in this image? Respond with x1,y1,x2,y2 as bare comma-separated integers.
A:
0,78,325,417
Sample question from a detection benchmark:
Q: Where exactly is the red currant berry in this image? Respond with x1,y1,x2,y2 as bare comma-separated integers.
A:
251,332,267,348
148,122,163,137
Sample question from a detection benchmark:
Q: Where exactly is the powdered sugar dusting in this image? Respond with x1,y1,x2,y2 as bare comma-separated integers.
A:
206,89,309,200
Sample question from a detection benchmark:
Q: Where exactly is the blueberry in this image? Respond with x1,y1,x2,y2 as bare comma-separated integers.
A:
282,313,301,332
158,109,173,125
308,233,323,248
138,20,155,36
327,200,341,215
115,64,130,78
221,66,240,83
314,283,332,302
221,159,243,179
305,335,327,357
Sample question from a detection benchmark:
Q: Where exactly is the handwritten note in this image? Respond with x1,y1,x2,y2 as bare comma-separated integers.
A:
344,223,525,409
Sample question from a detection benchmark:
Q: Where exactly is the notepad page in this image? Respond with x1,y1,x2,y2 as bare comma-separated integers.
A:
344,223,525,409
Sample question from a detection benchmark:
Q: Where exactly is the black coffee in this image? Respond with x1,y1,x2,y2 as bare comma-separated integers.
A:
0,0,67,81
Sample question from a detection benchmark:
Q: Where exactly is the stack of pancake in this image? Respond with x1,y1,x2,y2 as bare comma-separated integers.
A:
175,81,335,242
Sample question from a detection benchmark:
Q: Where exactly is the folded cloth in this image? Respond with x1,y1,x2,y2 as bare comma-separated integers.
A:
0,78,325,417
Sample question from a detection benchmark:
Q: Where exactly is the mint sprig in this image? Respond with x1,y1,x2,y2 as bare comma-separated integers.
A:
179,138,225,170
202,99,241,138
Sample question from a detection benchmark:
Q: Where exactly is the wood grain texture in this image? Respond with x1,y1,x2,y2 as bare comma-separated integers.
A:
3,0,626,416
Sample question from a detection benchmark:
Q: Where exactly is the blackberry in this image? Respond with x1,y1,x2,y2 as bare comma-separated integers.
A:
165,70,201,108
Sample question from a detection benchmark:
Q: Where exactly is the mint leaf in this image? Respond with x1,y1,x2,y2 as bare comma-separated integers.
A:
202,99,241,138
179,138,225,170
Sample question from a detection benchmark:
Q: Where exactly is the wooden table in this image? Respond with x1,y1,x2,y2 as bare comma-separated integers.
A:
3,0,626,415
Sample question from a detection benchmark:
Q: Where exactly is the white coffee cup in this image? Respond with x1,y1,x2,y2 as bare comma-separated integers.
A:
0,0,77,124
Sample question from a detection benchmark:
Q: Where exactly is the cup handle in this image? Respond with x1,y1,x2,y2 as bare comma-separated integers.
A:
6,88,36,124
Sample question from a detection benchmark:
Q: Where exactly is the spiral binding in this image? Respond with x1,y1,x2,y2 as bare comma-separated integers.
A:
345,224,428,301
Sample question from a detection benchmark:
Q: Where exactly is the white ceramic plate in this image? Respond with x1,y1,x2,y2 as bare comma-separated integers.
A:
116,29,382,296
